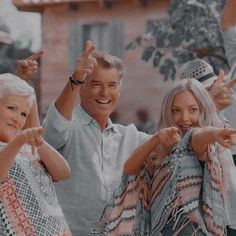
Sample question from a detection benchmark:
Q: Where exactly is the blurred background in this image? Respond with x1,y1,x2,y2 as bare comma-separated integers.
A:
0,0,41,50
0,0,227,132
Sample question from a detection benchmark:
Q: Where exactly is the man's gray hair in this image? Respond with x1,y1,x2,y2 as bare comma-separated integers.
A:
92,51,125,85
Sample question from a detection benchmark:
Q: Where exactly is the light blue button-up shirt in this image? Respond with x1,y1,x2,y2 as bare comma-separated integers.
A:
43,103,150,235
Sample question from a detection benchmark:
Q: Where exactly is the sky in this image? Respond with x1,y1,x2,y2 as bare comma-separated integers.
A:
0,0,41,51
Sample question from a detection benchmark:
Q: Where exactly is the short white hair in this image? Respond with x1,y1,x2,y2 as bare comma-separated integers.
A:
0,73,35,102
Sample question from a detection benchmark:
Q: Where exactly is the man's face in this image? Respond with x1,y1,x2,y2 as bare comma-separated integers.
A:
80,65,121,122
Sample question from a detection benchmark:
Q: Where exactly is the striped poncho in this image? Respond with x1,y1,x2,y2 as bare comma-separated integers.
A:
95,131,227,236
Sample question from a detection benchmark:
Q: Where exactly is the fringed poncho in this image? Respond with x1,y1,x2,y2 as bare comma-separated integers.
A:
95,131,227,236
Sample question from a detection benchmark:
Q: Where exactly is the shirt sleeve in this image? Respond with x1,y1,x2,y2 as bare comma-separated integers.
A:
43,102,72,149
137,126,152,145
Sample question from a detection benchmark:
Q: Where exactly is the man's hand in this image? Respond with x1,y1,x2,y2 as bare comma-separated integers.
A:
72,41,97,82
208,70,234,111
224,77,236,89
16,50,44,81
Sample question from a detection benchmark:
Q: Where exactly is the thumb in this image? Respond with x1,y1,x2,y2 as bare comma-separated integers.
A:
170,127,179,134
27,49,44,61
38,127,45,135
18,60,28,67
215,69,225,84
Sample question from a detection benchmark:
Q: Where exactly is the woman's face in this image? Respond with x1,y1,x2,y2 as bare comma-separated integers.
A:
172,90,201,133
0,94,32,143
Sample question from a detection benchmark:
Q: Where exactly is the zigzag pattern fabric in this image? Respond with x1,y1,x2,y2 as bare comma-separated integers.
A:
0,142,71,236
96,131,226,236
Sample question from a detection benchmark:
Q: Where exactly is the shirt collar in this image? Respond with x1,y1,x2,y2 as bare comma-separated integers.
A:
75,105,120,133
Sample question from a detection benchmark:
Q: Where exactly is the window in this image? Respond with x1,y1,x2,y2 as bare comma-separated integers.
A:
69,21,124,71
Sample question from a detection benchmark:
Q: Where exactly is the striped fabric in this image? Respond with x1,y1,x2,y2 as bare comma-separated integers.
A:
0,143,71,236
96,131,227,236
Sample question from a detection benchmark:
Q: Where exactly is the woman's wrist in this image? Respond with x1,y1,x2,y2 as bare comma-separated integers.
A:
153,132,160,142
14,133,26,147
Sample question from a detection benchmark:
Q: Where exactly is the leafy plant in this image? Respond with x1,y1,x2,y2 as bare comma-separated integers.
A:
126,0,227,80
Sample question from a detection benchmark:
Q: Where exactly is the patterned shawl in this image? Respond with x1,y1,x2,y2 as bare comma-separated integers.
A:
95,131,227,236
0,143,71,236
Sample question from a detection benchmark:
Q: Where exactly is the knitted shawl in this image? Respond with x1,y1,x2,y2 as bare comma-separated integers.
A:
95,131,227,236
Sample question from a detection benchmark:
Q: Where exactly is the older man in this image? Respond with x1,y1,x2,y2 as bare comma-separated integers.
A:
43,41,149,234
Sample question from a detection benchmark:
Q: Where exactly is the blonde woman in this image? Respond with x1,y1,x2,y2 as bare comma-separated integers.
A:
98,79,236,236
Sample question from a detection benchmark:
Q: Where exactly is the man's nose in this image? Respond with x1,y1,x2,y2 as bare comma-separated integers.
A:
101,86,109,95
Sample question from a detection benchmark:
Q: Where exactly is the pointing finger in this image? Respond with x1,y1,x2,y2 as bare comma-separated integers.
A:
224,129,236,137
26,49,44,61
170,127,179,134
81,40,95,58
215,69,225,84
18,60,28,67
85,40,93,50
225,78,236,89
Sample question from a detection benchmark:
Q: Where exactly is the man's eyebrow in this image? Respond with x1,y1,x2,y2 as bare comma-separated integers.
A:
91,80,101,83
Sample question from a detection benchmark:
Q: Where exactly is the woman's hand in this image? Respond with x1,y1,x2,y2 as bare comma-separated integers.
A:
17,127,45,154
156,127,181,147
16,50,44,81
192,127,236,158
212,127,236,148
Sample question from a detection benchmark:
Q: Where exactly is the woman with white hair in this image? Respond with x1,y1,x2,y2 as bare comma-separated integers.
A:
0,73,71,235
98,79,236,236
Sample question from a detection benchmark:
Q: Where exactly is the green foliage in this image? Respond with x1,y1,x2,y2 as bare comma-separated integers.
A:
0,18,32,74
0,43,32,74
127,0,227,81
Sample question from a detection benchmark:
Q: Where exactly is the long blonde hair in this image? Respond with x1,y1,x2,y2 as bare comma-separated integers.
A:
158,78,222,130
